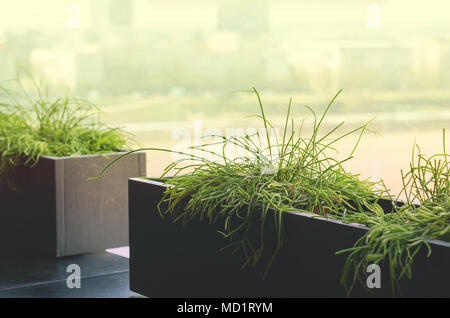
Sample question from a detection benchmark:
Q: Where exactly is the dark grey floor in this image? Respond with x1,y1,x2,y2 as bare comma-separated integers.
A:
0,252,143,298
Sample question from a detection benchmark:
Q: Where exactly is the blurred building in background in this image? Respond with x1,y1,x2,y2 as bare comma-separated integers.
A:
0,0,449,193
0,0,449,99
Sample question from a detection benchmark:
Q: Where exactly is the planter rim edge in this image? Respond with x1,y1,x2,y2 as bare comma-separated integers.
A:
129,177,450,249
40,150,145,160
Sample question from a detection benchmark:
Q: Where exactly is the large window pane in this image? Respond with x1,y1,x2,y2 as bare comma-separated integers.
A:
0,0,448,198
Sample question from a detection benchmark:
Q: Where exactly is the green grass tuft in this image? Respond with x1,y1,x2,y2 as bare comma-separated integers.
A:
0,70,132,186
91,87,390,277
337,129,449,296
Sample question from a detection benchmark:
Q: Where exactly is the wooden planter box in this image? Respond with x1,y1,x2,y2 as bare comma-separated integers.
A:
0,152,146,257
128,178,450,298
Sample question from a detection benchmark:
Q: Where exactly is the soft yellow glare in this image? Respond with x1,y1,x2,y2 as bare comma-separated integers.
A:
0,0,448,196
1,1,450,29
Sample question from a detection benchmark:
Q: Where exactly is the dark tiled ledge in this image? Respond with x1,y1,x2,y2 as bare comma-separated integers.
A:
0,251,143,298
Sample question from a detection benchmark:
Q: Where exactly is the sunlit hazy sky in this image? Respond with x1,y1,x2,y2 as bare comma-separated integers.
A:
1,0,450,31
0,0,448,190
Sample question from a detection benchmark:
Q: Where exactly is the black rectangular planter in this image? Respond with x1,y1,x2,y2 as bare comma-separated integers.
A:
0,152,146,258
128,177,450,298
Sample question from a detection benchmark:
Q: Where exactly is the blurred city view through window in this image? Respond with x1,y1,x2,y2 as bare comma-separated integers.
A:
0,0,449,198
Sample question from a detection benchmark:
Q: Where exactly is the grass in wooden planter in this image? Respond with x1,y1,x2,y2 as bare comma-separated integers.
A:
0,70,132,186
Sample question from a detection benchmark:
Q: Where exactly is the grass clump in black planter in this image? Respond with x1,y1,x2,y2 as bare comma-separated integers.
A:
0,71,131,185
338,129,449,296
92,87,389,276
0,71,144,257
